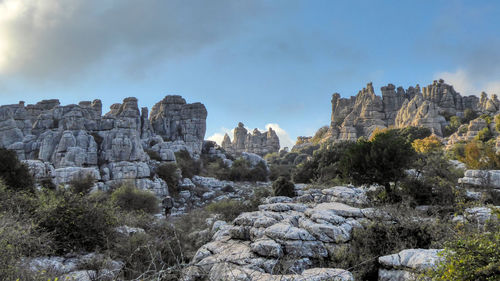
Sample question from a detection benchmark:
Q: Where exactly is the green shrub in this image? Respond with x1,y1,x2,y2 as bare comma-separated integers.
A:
428,211,500,281
463,108,477,124
229,159,269,182
269,164,293,181
111,183,159,214
475,127,493,142
69,174,95,195
328,207,455,280
145,149,162,161
175,150,201,178
157,163,181,195
341,130,415,198
0,148,34,191
272,176,296,197
35,189,118,254
206,199,251,221
0,213,56,280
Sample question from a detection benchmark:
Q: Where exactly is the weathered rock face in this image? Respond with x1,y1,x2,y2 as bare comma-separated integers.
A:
0,95,207,195
221,122,280,156
327,79,493,141
378,249,443,281
182,186,371,280
150,95,207,155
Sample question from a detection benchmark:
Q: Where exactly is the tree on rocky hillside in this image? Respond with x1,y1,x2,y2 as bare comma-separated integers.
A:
341,130,415,198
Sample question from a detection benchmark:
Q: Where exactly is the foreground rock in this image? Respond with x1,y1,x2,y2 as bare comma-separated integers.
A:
378,249,443,281
182,187,373,280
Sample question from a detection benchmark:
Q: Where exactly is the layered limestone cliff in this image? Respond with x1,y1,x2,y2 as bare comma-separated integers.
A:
0,95,207,194
328,79,497,141
221,122,280,156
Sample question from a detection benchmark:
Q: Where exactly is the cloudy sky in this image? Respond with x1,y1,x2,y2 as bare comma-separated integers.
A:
1,0,499,148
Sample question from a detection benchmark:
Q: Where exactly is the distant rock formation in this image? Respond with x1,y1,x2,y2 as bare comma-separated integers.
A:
221,122,280,156
328,79,498,141
0,95,207,195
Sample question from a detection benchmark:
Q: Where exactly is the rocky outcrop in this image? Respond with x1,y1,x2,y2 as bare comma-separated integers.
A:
459,170,500,188
0,95,207,195
222,122,280,156
182,186,373,280
327,79,495,141
378,249,443,281
150,95,207,155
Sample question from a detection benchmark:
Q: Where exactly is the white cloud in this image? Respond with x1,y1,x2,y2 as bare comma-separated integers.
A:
207,127,233,145
434,68,500,96
207,123,295,150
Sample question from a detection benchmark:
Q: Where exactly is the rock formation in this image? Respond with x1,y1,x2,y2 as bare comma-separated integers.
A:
327,79,499,141
221,122,280,156
0,95,207,195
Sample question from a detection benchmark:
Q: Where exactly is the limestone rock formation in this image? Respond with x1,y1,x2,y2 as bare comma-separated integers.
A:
221,122,280,156
182,186,374,280
378,249,443,281
0,95,207,195
150,95,207,155
327,79,496,141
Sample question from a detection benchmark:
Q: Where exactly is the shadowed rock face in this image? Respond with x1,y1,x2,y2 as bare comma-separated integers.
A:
150,95,207,154
0,95,207,194
328,79,491,140
221,122,280,156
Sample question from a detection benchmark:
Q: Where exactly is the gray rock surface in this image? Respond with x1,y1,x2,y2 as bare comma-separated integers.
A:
182,186,374,280
326,79,492,142
378,249,443,281
0,95,206,195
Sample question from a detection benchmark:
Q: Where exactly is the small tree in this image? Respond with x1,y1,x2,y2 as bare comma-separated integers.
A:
341,130,415,197
69,174,95,195
0,148,34,191
272,176,296,197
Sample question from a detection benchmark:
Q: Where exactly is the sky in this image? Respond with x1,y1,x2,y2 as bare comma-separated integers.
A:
1,0,500,149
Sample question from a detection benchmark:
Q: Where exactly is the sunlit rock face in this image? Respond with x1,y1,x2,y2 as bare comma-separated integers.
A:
327,79,492,141
221,122,280,156
0,95,207,195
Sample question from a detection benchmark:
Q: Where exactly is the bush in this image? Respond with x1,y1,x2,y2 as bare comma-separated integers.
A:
0,213,56,280
145,149,161,161
35,189,117,254
412,135,443,154
205,199,252,221
328,207,455,280
69,174,95,195
269,164,293,181
428,211,500,281
458,141,500,169
175,150,201,178
229,159,269,182
291,141,351,184
157,163,181,195
272,176,296,197
463,108,477,124
475,127,493,142
111,183,159,214
0,148,34,191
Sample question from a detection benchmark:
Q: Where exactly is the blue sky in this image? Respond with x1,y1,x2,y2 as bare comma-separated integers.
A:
1,0,500,148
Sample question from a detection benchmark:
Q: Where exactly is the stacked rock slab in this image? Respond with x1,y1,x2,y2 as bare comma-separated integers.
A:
182,186,380,280
328,79,499,140
221,122,280,156
0,95,207,195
